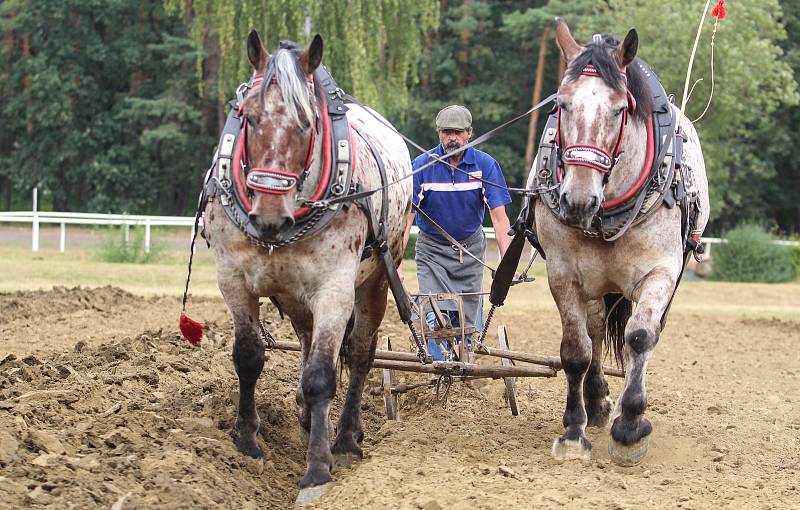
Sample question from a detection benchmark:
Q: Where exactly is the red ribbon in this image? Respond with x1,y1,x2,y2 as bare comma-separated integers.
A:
711,0,726,20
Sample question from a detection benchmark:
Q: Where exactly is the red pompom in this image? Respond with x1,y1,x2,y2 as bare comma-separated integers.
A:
179,313,204,346
711,0,726,20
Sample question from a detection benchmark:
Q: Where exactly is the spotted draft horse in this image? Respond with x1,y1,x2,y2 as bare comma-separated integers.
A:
202,32,411,488
528,20,709,465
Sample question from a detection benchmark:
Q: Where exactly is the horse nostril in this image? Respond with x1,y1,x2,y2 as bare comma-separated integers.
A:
281,216,295,231
587,195,599,211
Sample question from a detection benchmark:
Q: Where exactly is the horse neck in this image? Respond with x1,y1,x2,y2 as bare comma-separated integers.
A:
602,116,648,203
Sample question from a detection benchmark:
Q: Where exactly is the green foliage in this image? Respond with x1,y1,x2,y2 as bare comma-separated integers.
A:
601,0,799,230
164,0,439,117
95,226,164,264
789,243,800,276
0,0,798,238
710,223,796,282
403,233,417,260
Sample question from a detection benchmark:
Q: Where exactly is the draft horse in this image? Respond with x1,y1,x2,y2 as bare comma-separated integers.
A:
529,20,709,465
202,31,411,487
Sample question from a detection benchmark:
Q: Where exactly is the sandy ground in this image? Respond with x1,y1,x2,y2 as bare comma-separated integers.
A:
0,286,798,509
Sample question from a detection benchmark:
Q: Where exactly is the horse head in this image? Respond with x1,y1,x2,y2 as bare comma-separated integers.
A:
241,30,324,238
554,19,647,229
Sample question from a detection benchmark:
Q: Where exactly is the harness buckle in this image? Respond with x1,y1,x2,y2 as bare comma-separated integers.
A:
235,81,249,105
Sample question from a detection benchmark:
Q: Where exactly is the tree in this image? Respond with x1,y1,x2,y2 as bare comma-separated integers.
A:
601,0,799,231
165,0,439,118
0,0,211,214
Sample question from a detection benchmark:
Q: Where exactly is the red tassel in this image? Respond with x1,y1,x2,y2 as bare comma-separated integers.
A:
179,313,204,346
711,0,726,20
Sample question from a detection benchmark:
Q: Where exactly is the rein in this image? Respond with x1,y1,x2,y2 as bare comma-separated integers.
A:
304,92,559,210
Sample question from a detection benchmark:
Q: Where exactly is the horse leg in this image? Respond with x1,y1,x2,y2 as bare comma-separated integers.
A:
608,267,676,466
332,273,387,461
298,289,354,488
584,298,612,428
290,311,313,437
220,283,264,459
550,280,593,461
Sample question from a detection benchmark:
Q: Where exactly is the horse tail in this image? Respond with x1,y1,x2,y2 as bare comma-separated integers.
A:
338,312,356,376
603,293,631,368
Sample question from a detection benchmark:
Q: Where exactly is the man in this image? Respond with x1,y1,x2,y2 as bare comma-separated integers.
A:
399,105,514,361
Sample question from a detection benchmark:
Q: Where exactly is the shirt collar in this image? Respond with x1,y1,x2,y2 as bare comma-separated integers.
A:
435,144,475,166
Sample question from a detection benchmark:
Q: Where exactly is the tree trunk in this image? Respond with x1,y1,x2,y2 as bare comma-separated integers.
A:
23,33,32,133
457,0,470,88
524,24,551,170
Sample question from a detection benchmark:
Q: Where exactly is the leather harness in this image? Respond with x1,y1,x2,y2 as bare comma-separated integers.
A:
198,63,414,327
530,59,701,251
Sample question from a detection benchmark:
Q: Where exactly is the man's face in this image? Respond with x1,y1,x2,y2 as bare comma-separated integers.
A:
438,128,471,153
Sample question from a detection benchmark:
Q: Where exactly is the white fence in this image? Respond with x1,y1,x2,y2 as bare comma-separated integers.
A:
0,211,196,253
1,210,798,254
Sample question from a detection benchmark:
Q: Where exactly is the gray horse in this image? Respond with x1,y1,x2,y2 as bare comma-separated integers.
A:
203,32,411,488
530,20,709,466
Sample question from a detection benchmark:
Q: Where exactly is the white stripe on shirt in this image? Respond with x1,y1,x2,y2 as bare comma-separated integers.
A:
421,181,482,192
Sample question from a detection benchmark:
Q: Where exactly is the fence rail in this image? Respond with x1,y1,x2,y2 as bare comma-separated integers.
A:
1,210,798,253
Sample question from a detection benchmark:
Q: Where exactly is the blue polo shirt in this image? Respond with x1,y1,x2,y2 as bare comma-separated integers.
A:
412,145,512,241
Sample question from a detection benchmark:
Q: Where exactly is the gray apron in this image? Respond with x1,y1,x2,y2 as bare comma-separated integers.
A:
415,228,486,332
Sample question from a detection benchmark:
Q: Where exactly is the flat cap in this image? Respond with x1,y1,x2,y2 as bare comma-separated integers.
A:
435,105,472,130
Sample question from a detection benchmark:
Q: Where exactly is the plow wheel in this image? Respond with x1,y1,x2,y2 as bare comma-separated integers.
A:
382,368,400,421
498,325,519,416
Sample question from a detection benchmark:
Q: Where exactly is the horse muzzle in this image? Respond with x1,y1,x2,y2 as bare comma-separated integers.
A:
559,191,600,229
248,212,296,239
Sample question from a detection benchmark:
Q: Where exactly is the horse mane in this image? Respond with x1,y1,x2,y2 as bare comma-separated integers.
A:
565,34,653,123
260,42,314,128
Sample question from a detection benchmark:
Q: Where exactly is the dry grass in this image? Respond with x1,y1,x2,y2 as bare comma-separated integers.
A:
1,246,798,319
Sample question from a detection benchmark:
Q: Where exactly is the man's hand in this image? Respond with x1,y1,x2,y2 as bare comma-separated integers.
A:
397,264,405,282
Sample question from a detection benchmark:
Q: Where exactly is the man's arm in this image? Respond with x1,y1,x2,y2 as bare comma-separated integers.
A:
397,210,416,281
489,205,512,257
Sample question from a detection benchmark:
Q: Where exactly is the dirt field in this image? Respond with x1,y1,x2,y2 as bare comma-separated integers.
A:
0,284,798,509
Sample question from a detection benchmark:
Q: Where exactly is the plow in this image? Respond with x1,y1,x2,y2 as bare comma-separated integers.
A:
262,288,624,420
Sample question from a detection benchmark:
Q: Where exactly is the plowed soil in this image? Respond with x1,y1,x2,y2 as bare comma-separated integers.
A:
0,286,798,509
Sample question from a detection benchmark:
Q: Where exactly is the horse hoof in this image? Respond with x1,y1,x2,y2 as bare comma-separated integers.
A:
586,396,614,428
551,436,592,461
298,463,334,489
235,438,263,459
294,483,332,507
608,435,650,466
333,451,362,468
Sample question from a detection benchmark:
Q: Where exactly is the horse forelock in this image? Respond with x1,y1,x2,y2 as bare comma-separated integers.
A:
260,49,315,129
565,35,653,122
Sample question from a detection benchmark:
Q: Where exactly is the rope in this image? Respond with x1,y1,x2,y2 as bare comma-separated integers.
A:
691,15,720,123
680,0,713,118
312,93,558,209
180,205,203,313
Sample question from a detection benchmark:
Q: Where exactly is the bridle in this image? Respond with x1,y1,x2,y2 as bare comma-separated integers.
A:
556,63,637,183
240,72,319,196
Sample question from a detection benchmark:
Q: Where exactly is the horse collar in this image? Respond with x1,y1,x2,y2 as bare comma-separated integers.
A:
536,59,677,241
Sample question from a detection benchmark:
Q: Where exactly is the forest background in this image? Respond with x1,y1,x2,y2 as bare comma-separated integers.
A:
1,0,798,235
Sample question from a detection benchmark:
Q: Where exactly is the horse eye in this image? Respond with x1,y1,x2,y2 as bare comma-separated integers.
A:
558,100,569,112
614,107,625,117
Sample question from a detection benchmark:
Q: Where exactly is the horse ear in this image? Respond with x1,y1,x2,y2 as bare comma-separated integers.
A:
555,18,582,63
247,29,269,71
616,28,638,69
299,34,324,75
